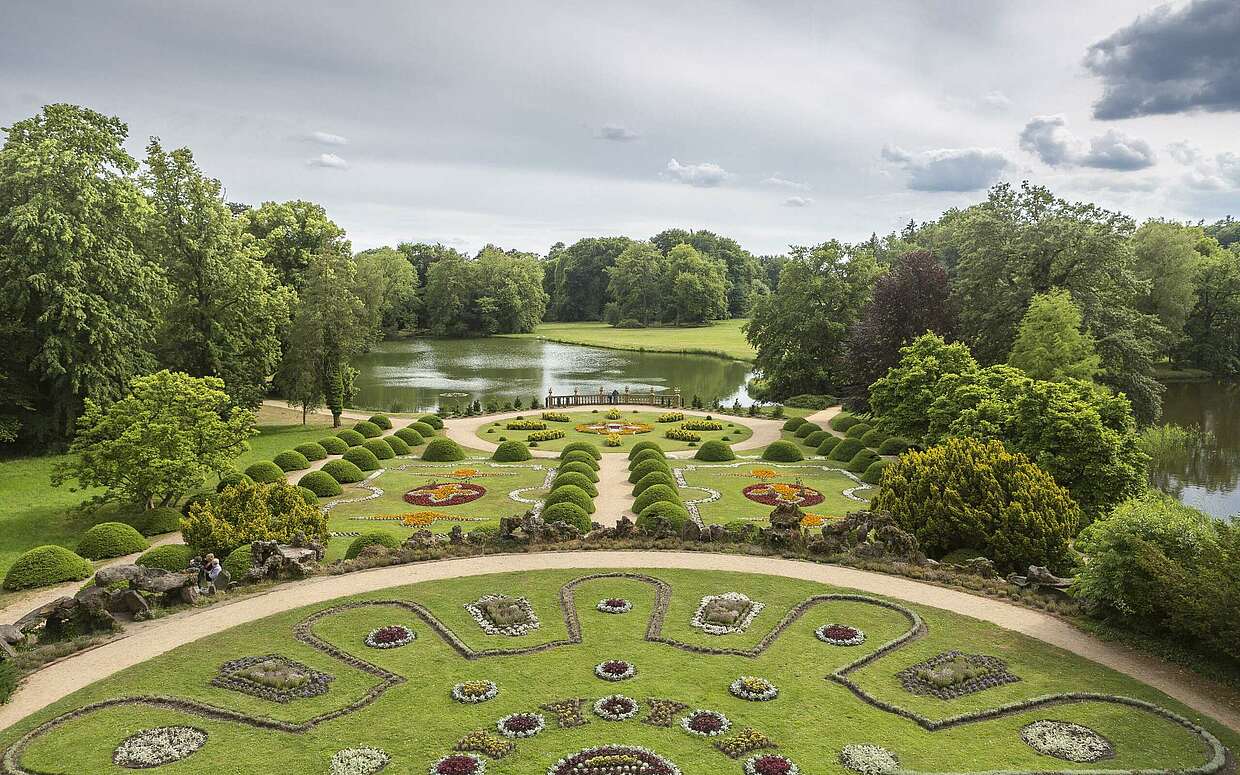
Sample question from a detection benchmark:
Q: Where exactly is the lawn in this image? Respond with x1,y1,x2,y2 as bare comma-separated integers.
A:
2,567,1231,774
499,319,757,362
476,410,753,453
673,461,872,525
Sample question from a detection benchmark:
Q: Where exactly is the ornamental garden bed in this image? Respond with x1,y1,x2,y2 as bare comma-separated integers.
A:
476,410,752,452
672,462,871,525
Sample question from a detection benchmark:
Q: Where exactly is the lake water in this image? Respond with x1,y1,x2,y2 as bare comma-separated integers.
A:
1152,381,1240,519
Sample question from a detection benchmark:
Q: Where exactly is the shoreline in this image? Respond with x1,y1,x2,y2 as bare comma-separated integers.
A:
494,332,755,364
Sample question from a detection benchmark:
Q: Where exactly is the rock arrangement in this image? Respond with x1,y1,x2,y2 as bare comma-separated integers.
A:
242,532,325,582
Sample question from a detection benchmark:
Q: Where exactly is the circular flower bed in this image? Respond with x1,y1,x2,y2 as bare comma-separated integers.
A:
596,598,632,614
113,726,207,769
404,482,486,507
451,680,498,704
547,745,680,775
1020,720,1115,763
496,712,546,739
729,676,778,701
575,421,653,436
593,694,640,721
742,482,824,507
815,624,866,647
330,747,391,775
430,753,486,775
365,624,415,649
679,709,731,737
839,744,900,774
594,660,636,681
744,754,801,775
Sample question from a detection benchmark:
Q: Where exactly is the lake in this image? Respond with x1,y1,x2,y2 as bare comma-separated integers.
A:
1152,380,1240,519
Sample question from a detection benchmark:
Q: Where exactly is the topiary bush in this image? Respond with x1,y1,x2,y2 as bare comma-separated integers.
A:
384,434,411,456
784,394,835,409
563,441,603,460
816,436,841,456
353,420,383,438
628,448,666,469
409,421,436,439
636,501,691,535
632,470,675,497
296,486,318,506
694,440,735,461
781,417,808,432
244,461,285,483
561,450,600,470
762,440,803,462
860,460,888,485
322,459,365,484
847,448,881,473
492,440,532,462
77,522,149,560
803,430,830,448
3,545,93,590
794,422,822,439
552,471,598,497
828,438,864,462
859,428,887,448
215,472,253,492
336,428,366,447
423,437,465,462
633,484,680,514
317,436,349,455
294,442,328,461
363,438,396,460
368,414,393,430
272,449,311,472
298,470,343,497
343,446,382,471
829,413,861,432
181,480,328,558
878,436,913,455
136,543,194,572
132,506,182,535
394,427,425,447
345,531,400,559
557,461,598,482
418,414,444,430
223,544,252,581
543,501,591,533
625,441,661,460
845,422,873,439
629,457,672,484
545,483,595,514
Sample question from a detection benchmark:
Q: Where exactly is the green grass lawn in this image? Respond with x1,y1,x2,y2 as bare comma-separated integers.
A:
3,567,1231,774
673,461,871,524
499,319,756,362
476,411,753,453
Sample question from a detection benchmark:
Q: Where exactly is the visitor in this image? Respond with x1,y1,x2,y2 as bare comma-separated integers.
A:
610,388,619,404
197,553,222,595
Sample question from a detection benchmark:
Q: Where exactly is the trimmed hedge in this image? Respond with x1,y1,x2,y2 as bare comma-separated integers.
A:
694,440,735,462
829,413,861,432
784,394,835,409
781,417,808,432
828,438,864,462
272,449,311,472
346,531,401,559
493,440,532,462
633,484,680,514
633,470,675,497
847,448,881,473
878,436,913,455
296,486,318,506
78,521,149,560
353,420,383,438
299,470,343,497
223,544,252,581
762,441,804,462
215,472,252,492
561,450,600,471
322,459,366,484
295,442,328,461
418,414,444,430
385,434,411,456
363,438,396,460
629,457,672,484
803,430,830,448
542,502,591,533
861,460,889,484
816,436,841,456
343,446,382,471
336,428,366,447
636,501,691,534
3,545,93,590
628,448,666,469
423,437,466,462
794,422,822,439
552,471,598,497
845,422,873,439
318,436,349,455
859,428,887,448
368,414,393,430
136,544,194,572
545,484,595,514
562,441,602,460
409,421,437,439
557,461,599,482
394,427,426,447
133,506,182,536
626,441,661,460
244,461,285,483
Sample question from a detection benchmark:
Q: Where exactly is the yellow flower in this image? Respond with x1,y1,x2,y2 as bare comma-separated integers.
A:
451,468,478,479
751,468,777,480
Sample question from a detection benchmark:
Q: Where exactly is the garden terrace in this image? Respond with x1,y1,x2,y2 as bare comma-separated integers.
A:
475,410,754,453
670,461,872,526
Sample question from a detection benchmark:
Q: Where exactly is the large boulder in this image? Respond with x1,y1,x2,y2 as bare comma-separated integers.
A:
812,510,924,563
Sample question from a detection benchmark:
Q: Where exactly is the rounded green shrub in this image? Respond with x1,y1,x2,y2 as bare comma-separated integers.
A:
346,531,401,559
135,506,183,535
353,420,382,438
633,470,675,497
385,434,411,456
859,428,887,448
223,544,252,581
628,448,666,469
562,441,602,460
694,440,735,462
272,449,311,472
418,414,444,430
629,457,672,484
215,472,253,492
633,484,680,514
794,422,822,439
296,486,318,506
552,471,598,497
409,421,436,438
878,436,913,455
816,436,841,456
845,422,873,439
545,484,595,514
626,441,661,460
395,427,426,447
803,430,830,448
561,450,600,470
557,461,598,482
336,428,366,447
298,470,343,497
317,436,349,455
180,493,213,519
423,437,466,462
493,440,532,462
368,414,393,430
343,446,382,471
244,461,285,483
363,438,396,460
322,459,365,484
542,501,591,533
828,438,864,462
847,448,881,473
830,413,861,432
136,544,194,572
860,460,889,485
636,501,691,534
77,522,149,560
294,442,328,461
3,546,93,590
781,416,808,432
762,441,804,462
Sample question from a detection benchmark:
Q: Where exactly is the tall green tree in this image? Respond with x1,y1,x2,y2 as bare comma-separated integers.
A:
1132,220,1201,353
354,246,419,336
1181,242,1240,376
242,200,350,289
421,248,547,336
0,104,166,446
652,228,760,317
666,243,728,325
869,333,978,442
605,243,668,326
396,241,466,287
1007,290,1101,382
553,237,632,321
143,139,293,408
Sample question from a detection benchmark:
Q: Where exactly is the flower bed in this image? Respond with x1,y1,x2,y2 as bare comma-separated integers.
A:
691,592,764,635
657,412,684,423
664,428,700,442
541,412,571,422
540,698,588,728
452,680,498,704
815,624,865,647
404,482,486,507
365,624,416,649
547,746,681,775
1020,720,1114,762
330,747,390,775
680,709,731,737
113,726,207,769
506,420,547,430
455,730,514,759
527,429,567,442
594,660,636,681
496,712,546,739
575,421,653,436
681,419,723,431
211,654,333,703
896,650,1020,700
730,676,778,701
714,728,776,759
742,482,824,508
429,753,485,775
356,511,487,527
606,409,623,420
838,744,899,774
643,698,688,727
593,694,640,721
596,598,632,614
604,433,622,447
744,754,800,775
465,594,540,636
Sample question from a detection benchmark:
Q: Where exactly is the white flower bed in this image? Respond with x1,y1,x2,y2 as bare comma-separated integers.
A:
364,625,416,649
594,660,636,681
496,712,546,739
729,676,778,701
429,753,486,775
815,623,866,647
839,744,900,774
451,680,498,704
464,594,541,636
113,726,207,769
593,694,640,721
744,754,801,775
596,598,632,614
1021,720,1114,763
330,747,391,775
546,746,681,775
690,592,765,635
679,709,731,737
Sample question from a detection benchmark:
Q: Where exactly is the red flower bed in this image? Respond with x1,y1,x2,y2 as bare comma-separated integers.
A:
748,754,796,775
742,483,824,507
822,625,857,640
431,753,484,775
403,482,486,507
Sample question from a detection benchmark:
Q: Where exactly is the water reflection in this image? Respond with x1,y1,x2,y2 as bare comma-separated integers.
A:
1153,381,1240,519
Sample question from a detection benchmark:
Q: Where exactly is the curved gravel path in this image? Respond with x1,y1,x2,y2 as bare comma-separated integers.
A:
0,551,1234,735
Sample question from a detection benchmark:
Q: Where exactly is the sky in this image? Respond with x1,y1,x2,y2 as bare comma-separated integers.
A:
2,0,1238,256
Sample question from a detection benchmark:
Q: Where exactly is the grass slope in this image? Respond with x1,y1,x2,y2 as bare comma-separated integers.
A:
499,319,756,362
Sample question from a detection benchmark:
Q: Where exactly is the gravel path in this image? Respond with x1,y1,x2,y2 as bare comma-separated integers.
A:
0,551,1234,735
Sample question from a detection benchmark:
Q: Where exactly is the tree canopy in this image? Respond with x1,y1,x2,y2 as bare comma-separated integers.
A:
241,200,350,289
1006,290,1100,382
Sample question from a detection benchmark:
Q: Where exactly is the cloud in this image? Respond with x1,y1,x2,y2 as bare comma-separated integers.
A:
782,196,813,207
1085,0,1240,119
306,130,348,146
1080,130,1156,171
597,123,639,142
980,90,1012,111
1173,150,1240,191
1168,141,1200,165
881,144,1008,192
307,152,349,170
761,174,809,190
663,158,728,187
1019,115,1080,166
1018,116,1155,170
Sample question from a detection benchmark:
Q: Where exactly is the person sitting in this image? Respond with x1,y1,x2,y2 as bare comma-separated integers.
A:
197,553,222,594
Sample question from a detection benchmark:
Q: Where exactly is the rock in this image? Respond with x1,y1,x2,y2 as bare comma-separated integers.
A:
93,565,144,587
17,594,118,642
613,516,635,538
818,510,924,563
0,624,25,645
703,524,726,543
679,519,701,542
402,529,445,551
244,540,322,582
768,503,803,532
107,589,151,620
952,556,998,579
449,525,464,545
1027,565,1072,587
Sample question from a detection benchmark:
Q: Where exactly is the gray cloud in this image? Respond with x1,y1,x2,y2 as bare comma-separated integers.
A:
882,145,1008,192
782,196,813,207
306,130,348,145
597,124,638,142
1081,129,1156,171
663,158,728,187
1085,0,1240,119
762,175,809,190
1019,115,1080,166
1019,116,1154,170
1168,141,1200,165
307,152,349,170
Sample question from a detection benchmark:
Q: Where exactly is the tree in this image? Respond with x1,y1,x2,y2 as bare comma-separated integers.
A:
1204,216,1240,249
845,251,957,393
665,243,728,325
51,371,256,509
396,241,466,287
241,200,350,289
143,139,293,408
1181,241,1240,376
868,333,978,442
354,246,419,336
0,104,167,446
1132,220,1201,353
181,479,328,557
652,229,760,317
421,248,547,336
1007,290,1101,382
553,237,632,321
605,243,668,326
746,241,880,399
